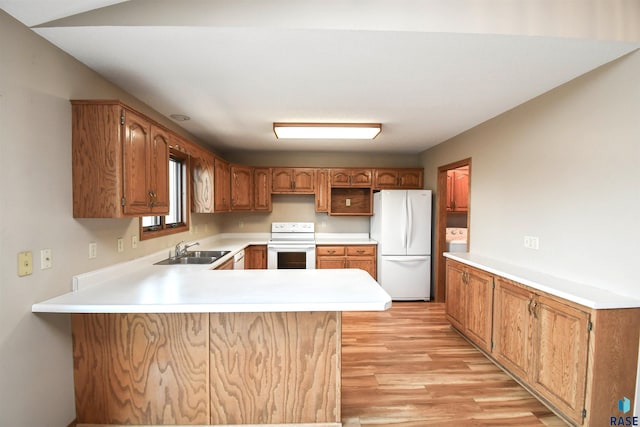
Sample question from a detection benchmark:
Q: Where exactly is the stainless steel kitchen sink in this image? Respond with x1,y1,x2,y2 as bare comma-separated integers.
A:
154,250,231,265
182,250,231,258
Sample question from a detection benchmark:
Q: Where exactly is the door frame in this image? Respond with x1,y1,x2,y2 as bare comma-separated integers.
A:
434,158,471,302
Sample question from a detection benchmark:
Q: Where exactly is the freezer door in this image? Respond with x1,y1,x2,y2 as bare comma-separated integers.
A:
378,255,431,301
378,190,408,255
406,190,432,255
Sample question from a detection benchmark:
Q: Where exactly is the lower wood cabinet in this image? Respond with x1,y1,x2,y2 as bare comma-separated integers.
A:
316,245,377,280
444,260,493,353
214,257,234,270
72,312,341,425
493,277,589,423
245,245,267,269
445,258,640,427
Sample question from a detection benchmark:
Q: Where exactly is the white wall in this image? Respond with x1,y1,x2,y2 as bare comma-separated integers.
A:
0,10,222,426
421,49,640,299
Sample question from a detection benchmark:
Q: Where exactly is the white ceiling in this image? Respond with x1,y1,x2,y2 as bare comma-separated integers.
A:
2,0,639,154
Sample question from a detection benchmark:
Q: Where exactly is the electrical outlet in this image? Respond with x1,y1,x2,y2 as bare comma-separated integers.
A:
346,198,351,207
531,237,539,250
131,235,138,249
524,236,539,250
18,251,33,276
89,242,97,259
117,238,124,253
40,249,52,269
238,221,244,229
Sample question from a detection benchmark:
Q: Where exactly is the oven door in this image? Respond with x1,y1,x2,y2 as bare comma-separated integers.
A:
267,244,316,269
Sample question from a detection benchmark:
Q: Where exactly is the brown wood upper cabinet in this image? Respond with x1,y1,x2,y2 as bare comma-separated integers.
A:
230,164,253,211
315,169,329,212
191,147,215,213
214,157,230,212
253,167,272,212
71,100,170,218
374,168,423,189
330,168,373,187
272,168,315,193
447,167,469,212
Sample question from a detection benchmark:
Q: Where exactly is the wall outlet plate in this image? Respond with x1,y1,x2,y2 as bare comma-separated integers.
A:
89,242,97,259
40,249,52,269
18,251,33,276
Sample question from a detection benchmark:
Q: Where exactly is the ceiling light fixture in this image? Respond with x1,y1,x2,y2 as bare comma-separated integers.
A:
273,123,382,140
170,114,190,122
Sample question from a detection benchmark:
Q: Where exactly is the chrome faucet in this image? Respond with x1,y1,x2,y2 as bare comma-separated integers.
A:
175,241,200,257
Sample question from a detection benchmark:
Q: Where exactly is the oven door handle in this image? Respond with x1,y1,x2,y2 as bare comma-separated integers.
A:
268,244,316,250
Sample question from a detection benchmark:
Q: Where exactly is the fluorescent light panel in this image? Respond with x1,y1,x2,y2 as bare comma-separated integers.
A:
273,123,381,140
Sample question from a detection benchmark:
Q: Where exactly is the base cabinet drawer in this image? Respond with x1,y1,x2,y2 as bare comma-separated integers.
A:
316,245,377,280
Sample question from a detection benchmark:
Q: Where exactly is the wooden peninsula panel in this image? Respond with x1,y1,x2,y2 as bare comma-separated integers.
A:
209,311,341,425
71,313,210,425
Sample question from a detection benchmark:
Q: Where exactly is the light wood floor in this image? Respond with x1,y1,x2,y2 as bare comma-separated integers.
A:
341,302,567,426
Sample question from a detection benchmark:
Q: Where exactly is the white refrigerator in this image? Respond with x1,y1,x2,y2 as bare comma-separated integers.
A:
370,190,432,300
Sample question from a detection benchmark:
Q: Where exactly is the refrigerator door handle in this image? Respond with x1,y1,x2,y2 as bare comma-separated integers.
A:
407,194,413,248
401,193,408,249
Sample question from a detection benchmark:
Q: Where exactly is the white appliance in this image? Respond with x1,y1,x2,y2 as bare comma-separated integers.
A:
446,227,468,253
371,190,432,300
233,250,245,270
267,222,316,269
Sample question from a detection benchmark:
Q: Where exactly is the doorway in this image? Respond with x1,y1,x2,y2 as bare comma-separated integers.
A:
434,158,471,302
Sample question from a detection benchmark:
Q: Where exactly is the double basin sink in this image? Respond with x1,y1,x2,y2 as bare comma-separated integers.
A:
154,250,231,265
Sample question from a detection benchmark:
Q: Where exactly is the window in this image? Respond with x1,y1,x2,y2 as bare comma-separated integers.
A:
140,149,189,239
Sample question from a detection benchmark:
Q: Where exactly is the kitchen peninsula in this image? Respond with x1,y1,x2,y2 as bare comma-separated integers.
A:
33,242,391,427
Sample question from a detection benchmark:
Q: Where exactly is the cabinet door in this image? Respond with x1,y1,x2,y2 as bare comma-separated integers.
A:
398,169,423,189
347,258,376,279
465,267,494,353
230,165,253,211
445,261,466,331
272,168,293,192
191,150,215,213
292,168,315,192
148,125,170,214
214,157,230,211
253,168,272,211
530,295,589,423
493,278,533,379
245,245,267,269
452,170,469,211
351,169,373,186
317,257,346,269
330,169,351,187
122,110,152,215
374,169,398,189
315,169,329,212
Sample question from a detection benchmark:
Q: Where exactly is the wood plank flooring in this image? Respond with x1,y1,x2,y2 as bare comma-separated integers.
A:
341,302,567,426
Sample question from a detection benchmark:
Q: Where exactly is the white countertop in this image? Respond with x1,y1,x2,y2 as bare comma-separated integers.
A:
32,269,391,313
444,252,640,310
32,233,390,314
315,233,377,245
